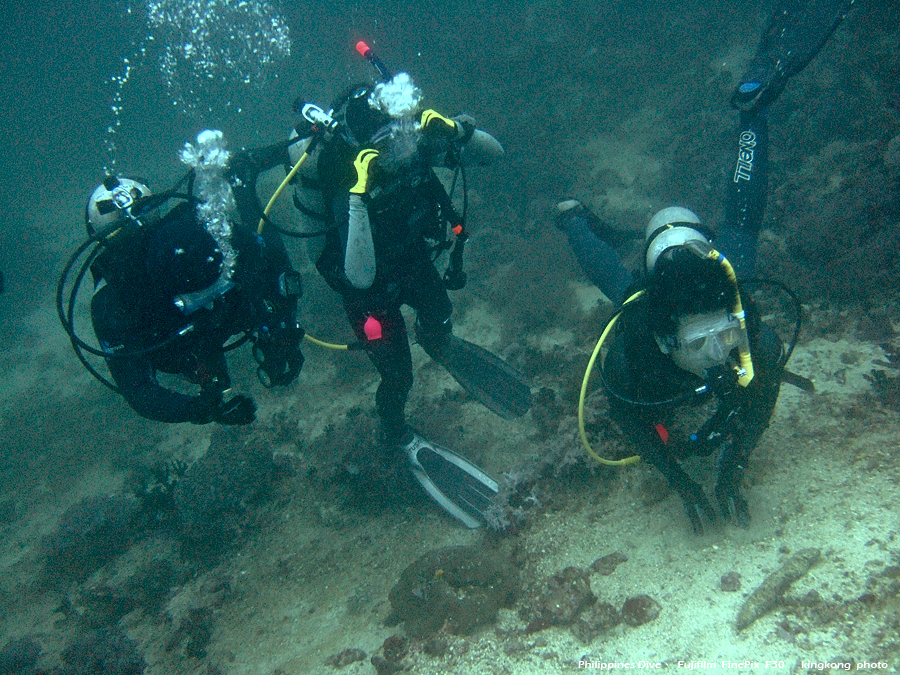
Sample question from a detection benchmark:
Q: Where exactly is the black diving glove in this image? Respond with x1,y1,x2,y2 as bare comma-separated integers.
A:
715,479,751,528
677,480,720,536
714,441,751,528
213,394,257,425
443,267,467,291
254,323,305,388
190,390,257,425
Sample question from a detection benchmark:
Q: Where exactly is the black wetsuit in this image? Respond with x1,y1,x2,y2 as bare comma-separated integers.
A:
605,293,784,531
91,144,302,424
315,125,465,439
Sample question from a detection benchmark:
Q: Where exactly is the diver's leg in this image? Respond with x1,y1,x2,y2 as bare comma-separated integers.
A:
555,201,634,304
721,0,854,277
719,109,769,278
344,296,414,444
408,263,454,359
732,0,856,112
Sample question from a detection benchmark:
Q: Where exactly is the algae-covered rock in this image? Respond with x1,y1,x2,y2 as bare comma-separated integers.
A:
40,495,140,585
530,566,596,629
389,545,518,638
736,547,821,632
621,594,662,626
572,602,621,643
173,426,272,556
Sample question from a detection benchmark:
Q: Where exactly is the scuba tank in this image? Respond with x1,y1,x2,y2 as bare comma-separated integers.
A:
286,102,335,263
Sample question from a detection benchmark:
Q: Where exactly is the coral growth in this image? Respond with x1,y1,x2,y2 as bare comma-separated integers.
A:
61,627,146,675
621,594,662,626
173,426,273,557
0,637,41,674
524,566,596,633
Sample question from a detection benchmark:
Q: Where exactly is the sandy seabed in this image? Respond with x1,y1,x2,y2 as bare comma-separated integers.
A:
0,284,898,674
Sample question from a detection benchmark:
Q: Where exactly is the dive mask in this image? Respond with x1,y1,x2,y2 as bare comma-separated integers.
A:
657,310,741,378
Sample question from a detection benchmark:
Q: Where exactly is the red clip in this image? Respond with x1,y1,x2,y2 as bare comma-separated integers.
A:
363,315,383,341
452,224,463,236
654,423,669,445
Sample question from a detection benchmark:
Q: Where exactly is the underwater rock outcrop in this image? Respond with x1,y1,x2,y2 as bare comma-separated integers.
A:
621,594,662,626
571,602,622,643
388,545,518,638
0,636,41,674
736,547,821,632
525,566,596,633
61,627,146,675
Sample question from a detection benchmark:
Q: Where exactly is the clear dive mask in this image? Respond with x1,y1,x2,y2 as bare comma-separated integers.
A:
656,310,742,378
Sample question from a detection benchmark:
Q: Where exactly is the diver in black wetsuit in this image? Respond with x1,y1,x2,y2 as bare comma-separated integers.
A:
555,0,854,534
303,72,524,446
83,134,304,425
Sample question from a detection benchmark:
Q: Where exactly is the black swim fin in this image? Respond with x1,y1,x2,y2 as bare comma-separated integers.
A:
402,430,498,529
430,335,532,419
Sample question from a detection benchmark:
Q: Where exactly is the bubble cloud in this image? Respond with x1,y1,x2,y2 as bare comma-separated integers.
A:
147,0,291,113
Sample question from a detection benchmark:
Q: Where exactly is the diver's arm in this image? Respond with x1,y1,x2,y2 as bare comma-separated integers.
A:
724,325,783,451
91,286,210,423
230,141,291,178
228,141,293,230
341,150,378,290
711,325,783,523
612,402,718,534
107,352,215,424
555,201,633,304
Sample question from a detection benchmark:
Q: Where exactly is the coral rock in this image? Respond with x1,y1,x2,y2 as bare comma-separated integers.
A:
389,545,518,638
531,566,595,628
572,601,622,643
621,595,662,626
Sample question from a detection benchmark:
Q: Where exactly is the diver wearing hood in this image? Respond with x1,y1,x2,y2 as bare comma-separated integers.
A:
613,212,783,534
558,206,786,534
84,140,304,425
554,0,853,534
308,72,514,446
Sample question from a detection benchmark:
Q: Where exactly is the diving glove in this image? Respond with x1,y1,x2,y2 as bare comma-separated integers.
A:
190,390,256,425
350,149,379,194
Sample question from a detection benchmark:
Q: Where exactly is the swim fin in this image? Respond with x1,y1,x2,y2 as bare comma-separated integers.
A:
402,430,498,528
430,335,532,420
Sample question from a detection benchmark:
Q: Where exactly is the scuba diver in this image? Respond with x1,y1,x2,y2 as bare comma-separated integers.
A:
556,0,853,534
285,45,531,528
61,131,304,426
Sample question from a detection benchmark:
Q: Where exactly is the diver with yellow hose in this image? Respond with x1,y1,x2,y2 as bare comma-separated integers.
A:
270,45,530,529
559,204,787,534
555,0,855,533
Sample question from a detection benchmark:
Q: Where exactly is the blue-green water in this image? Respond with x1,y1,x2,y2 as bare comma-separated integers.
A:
0,0,898,672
